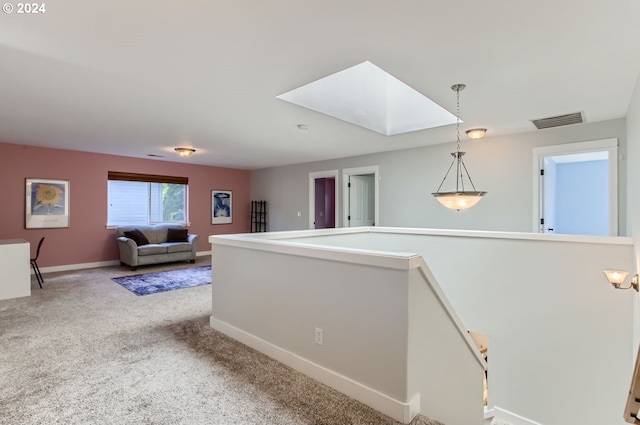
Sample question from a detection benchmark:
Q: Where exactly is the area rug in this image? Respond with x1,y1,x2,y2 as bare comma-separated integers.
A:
111,265,211,296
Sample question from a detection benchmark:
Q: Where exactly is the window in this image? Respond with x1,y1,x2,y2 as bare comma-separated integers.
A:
107,172,188,226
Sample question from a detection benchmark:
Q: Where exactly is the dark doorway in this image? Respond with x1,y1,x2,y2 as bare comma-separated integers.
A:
314,177,336,229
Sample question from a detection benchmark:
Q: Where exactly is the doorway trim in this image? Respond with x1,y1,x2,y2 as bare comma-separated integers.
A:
309,170,339,229
343,165,379,228
532,138,618,235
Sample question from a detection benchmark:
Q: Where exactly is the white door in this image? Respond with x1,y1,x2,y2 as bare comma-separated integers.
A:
342,165,379,228
348,174,375,227
533,139,618,236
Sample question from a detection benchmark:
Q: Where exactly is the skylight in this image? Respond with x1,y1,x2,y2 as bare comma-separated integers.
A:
276,61,457,136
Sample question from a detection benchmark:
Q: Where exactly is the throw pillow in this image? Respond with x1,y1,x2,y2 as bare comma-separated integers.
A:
124,229,149,246
166,228,189,243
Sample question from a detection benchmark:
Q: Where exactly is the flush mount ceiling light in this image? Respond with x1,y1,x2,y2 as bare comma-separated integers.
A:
431,84,487,211
277,61,457,136
175,147,196,158
465,128,487,139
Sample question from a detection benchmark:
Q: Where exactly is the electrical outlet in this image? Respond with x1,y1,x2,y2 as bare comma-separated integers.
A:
314,327,323,345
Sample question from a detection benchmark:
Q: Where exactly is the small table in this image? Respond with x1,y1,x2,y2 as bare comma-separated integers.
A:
0,239,31,300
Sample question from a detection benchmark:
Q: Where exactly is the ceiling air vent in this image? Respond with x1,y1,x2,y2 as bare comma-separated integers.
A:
531,112,584,130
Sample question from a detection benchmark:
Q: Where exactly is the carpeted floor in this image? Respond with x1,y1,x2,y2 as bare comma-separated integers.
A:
0,258,446,425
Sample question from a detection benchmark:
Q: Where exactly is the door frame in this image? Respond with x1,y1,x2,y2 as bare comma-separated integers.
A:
308,169,339,229
343,165,379,228
532,138,618,235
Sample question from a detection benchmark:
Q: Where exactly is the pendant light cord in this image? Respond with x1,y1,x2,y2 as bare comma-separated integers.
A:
455,85,463,192
434,83,480,193
456,85,461,154
435,85,464,193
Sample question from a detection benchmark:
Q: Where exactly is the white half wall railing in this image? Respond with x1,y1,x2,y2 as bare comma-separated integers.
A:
209,229,486,425
210,227,634,425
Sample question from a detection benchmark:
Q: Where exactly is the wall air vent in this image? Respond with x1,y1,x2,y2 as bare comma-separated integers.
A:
531,112,584,130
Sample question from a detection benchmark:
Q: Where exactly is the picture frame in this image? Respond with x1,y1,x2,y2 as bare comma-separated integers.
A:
211,190,232,224
25,178,70,229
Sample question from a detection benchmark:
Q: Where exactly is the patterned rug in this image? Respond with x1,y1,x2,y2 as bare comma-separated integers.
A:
111,266,211,296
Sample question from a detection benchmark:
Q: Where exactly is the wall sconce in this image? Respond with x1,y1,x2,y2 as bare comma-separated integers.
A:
603,269,639,291
175,147,196,158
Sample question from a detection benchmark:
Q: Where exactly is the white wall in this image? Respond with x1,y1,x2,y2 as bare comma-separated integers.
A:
627,70,640,353
407,265,484,425
278,227,635,425
629,73,640,243
251,119,627,234
209,233,485,425
211,244,411,400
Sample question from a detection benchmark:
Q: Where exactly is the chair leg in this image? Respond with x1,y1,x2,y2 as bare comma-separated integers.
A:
31,261,43,288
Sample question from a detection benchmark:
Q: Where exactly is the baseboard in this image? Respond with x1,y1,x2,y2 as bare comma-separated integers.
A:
37,260,121,274
484,406,495,419
493,406,543,425
35,251,211,274
210,316,420,424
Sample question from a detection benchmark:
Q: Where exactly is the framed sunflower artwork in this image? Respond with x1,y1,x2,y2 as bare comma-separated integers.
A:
25,178,70,229
211,190,232,224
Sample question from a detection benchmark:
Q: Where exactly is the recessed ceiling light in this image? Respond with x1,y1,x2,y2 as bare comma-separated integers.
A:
277,61,457,136
147,154,164,157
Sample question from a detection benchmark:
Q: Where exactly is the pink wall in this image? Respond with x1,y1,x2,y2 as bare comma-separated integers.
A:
0,142,250,268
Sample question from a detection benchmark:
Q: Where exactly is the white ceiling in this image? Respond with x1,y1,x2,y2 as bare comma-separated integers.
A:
1,0,639,170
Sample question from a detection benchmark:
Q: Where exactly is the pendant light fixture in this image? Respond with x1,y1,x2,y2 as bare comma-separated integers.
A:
431,84,487,211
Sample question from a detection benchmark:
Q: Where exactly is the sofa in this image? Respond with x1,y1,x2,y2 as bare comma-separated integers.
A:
115,224,199,270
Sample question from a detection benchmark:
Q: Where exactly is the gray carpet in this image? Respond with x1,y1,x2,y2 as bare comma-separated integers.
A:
0,258,444,425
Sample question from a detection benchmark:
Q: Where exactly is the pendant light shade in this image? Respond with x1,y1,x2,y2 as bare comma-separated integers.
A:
433,191,486,210
431,84,487,211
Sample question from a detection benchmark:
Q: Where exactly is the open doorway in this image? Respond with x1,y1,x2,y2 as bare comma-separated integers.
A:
309,170,338,229
343,166,379,228
469,331,489,407
532,139,618,236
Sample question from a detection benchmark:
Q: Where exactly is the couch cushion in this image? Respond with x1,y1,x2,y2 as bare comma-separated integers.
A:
166,228,189,243
166,243,193,254
124,229,150,246
137,244,167,256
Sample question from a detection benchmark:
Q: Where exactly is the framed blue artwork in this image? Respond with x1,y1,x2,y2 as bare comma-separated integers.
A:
211,190,232,224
